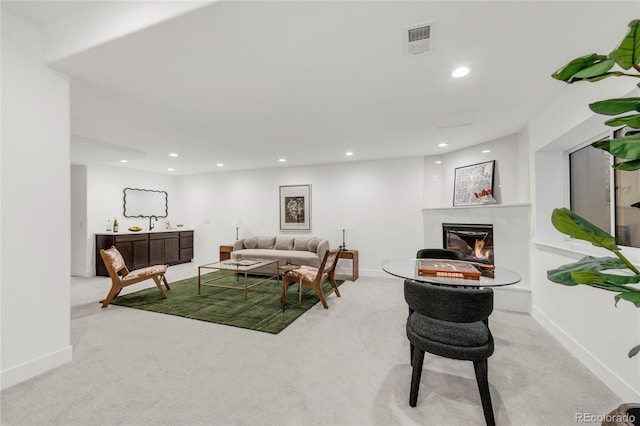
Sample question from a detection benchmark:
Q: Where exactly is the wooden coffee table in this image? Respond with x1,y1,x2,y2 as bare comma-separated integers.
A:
198,258,279,300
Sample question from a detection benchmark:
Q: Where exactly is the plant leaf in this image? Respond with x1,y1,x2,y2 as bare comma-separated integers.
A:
551,54,609,82
589,98,640,115
573,58,616,79
608,133,640,159
571,269,640,285
581,72,626,82
614,159,640,171
551,208,619,251
609,19,640,70
604,114,640,128
547,256,627,286
614,290,640,307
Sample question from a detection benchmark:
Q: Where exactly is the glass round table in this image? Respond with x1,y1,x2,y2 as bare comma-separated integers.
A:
382,259,521,287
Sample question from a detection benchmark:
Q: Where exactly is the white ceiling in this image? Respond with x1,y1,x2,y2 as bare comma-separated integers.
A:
3,1,638,175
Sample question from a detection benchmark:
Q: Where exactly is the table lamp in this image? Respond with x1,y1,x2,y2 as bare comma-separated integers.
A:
231,219,243,240
337,223,350,250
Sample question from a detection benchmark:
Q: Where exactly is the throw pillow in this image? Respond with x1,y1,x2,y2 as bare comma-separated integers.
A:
243,237,258,249
293,237,312,251
257,236,276,249
275,236,294,250
307,238,320,253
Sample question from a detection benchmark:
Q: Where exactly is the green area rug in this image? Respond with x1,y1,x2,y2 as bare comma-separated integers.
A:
110,271,344,334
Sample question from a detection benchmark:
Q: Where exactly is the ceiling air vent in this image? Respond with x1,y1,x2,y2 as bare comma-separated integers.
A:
406,21,434,55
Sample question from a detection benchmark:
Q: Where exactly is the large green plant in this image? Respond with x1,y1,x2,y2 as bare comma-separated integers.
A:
546,20,640,315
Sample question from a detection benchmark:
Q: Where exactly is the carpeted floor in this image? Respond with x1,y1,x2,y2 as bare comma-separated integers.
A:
0,262,624,425
110,271,344,334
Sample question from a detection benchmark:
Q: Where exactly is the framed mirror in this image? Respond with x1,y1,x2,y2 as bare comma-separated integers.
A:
123,188,168,218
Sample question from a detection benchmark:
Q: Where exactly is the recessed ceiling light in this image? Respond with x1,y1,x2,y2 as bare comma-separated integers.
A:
169,153,179,157
482,149,491,153
435,160,442,164
216,163,224,167
120,159,128,163
278,158,286,162
167,168,174,171
345,151,354,156
437,142,449,147
452,66,470,78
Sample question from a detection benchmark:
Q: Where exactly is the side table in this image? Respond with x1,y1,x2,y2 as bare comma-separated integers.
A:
338,249,359,281
219,244,233,261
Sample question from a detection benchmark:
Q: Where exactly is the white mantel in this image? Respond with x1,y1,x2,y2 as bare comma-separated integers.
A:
423,203,531,313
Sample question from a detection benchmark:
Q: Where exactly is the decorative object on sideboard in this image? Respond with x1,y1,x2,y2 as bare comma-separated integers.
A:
279,184,311,231
453,160,496,206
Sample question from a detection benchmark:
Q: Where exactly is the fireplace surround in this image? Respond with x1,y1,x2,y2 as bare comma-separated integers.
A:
442,223,494,265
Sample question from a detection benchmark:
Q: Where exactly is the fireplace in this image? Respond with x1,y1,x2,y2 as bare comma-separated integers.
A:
442,223,494,265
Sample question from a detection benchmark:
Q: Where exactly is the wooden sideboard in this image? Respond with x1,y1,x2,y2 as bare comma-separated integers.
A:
96,230,194,277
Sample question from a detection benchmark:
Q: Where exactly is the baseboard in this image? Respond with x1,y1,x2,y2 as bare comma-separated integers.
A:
1,345,73,390
532,306,640,402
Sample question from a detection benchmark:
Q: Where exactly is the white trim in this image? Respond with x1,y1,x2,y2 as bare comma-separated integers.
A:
532,306,640,402
1,346,73,390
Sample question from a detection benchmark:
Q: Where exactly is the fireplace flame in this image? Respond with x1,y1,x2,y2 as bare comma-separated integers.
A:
474,239,490,260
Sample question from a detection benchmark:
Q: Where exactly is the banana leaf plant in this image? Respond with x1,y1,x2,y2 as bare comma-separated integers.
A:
547,20,640,358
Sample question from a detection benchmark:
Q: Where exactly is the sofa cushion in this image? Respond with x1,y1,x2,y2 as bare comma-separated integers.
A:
308,238,320,253
232,249,321,268
293,237,312,251
257,236,276,249
275,236,294,250
244,237,258,249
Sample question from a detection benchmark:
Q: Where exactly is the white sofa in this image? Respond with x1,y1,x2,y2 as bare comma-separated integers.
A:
232,236,329,274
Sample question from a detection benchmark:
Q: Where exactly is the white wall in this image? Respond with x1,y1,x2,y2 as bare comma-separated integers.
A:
80,165,180,277
423,133,528,208
175,157,425,277
71,165,87,276
1,11,73,389
528,76,640,401
421,133,532,312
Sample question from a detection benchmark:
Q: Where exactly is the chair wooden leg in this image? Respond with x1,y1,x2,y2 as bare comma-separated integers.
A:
330,275,341,297
101,285,122,308
162,274,170,291
473,359,496,426
298,278,303,306
409,348,425,407
315,284,329,309
153,276,168,299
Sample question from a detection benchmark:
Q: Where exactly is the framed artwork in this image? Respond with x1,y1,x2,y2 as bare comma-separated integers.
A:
279,184,311,230
453,160,496,206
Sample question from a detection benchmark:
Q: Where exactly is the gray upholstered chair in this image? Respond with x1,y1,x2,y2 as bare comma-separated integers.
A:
415,248,464,260
404,279,496,426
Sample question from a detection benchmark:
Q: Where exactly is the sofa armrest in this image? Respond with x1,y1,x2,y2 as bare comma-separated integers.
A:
316,239,329,261
233,240,245,251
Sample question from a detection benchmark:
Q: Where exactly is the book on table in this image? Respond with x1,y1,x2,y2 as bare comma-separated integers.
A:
418,259,481,280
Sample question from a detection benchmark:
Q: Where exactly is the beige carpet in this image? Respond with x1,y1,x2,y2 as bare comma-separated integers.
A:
0,261,622,425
